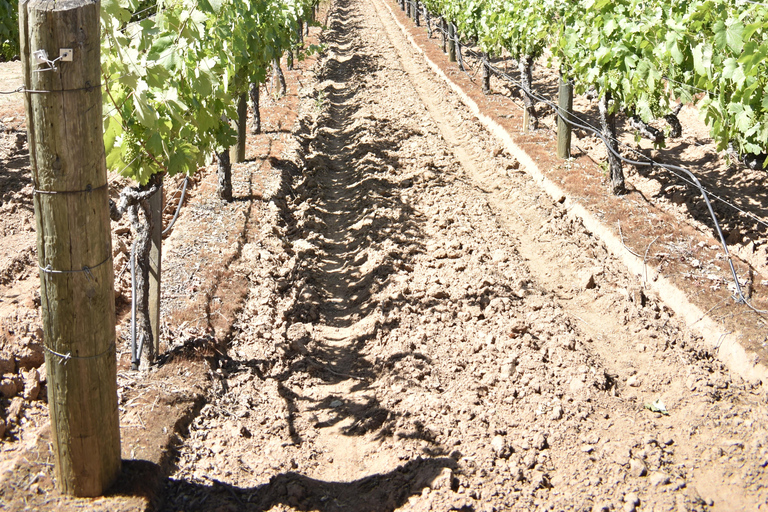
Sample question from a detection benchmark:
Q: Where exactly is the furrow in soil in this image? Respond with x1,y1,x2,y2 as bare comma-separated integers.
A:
159,0,768,510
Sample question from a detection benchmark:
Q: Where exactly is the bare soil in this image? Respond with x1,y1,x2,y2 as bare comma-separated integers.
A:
1,0,767,511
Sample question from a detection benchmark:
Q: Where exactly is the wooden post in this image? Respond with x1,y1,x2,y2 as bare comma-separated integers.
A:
448,22,456,62
557,76,573,159
20,0,121,496
148,183,162,357
230,92,247,163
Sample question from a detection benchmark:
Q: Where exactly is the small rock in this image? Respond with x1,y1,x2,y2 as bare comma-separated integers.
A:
626,375,641,388
16,339,44,370
579,270,596,290
0,376,19,398
330,399,343,408
569,377,586,393
430,467,455,490
624,493,640,506
523,451,537,469
529,470,549,490
584,433,600,445
623,503,637,512
532,432,547,451
581,444,595,453
490,435,511,459
500,361,517,379
629,458,647,477
592,503,611,512
649,471,670,486
427,285,448,299
0,355,14,375
509,464,524,481
635,343,646,352
7,397,24,424
548,404,563,421
285,323,311,355
491,249,508,263
23,369,40,400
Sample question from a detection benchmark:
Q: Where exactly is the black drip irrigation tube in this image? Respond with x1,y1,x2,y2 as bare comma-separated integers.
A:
413,5,761,309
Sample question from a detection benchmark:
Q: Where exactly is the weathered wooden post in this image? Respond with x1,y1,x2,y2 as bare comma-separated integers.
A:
448,22,456,62
557,76,573,159
148,184,162,356
20,0,121,496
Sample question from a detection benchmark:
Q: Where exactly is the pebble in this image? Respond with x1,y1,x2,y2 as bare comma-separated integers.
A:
427,284,448,299
649,471,670,486
23,369,40,400
0,376,18,399
579,270,596,290
629,458,647,477
548,404,563,420
532,432,547,451
491,249,508,263
491,435,506,455
430,467,454,490
626,375,641,387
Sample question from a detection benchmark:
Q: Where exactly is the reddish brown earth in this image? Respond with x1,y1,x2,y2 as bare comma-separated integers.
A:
1,0,767,511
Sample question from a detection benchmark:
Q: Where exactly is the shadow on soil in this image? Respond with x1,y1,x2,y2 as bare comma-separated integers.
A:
111,456,459,512
0,140,32,209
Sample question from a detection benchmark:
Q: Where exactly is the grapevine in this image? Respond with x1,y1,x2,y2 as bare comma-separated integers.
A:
100,0,318,367
417,0,768,176
0,0,19,61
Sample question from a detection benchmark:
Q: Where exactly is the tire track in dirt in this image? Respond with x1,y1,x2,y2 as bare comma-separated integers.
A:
155,0,768,510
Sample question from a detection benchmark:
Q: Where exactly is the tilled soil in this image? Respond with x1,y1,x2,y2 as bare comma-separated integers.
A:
152,0,768,511
1,0,767,510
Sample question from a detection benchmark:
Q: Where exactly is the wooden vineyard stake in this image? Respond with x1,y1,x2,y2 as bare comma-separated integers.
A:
20,0,121,496
557,76,573,159
149,184,162,356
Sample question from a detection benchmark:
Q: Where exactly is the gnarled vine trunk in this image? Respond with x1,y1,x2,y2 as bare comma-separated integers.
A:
111,179,160,370
250,82,261,135
272,57,286,98
217,149,232,201
599,91,625,195
664,103,683,138
424,4,432,38
440,17,447,53
519,54,538,131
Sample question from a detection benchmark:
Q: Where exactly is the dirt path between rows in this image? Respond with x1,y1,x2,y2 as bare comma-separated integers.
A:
1,0,767,510
154,0,768,510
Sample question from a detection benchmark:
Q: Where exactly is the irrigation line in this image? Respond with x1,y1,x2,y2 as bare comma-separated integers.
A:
429,16,768,234
468,44,768,233
162,176,189,236
417,6,757,306
130,241,138,370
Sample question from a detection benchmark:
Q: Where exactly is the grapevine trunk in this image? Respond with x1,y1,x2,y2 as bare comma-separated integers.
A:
599,91,625,195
